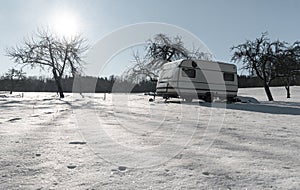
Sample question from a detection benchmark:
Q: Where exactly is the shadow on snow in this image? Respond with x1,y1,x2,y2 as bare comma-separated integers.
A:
164,98,300,115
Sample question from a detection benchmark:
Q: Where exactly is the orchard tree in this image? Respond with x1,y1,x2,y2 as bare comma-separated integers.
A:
123,33,213,81
275,41,300,98
6,28,88,98
147,33,190,62
123,51,159,82
4,68,26,94
231,33,283,101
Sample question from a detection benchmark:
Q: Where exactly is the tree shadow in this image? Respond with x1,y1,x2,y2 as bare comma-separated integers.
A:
199,101,300,115
163,97,300,115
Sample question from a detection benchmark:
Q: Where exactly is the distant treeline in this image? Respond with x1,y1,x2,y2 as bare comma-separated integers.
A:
0,76,157,93
0,75,299,93
238,75,300,88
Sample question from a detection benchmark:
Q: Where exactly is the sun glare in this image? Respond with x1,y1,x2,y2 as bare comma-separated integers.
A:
49,10,80,38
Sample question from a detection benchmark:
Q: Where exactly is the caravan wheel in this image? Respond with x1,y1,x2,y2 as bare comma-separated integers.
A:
204,93,213,103
185,97,193,102
163,96,170,101
226,96,237,104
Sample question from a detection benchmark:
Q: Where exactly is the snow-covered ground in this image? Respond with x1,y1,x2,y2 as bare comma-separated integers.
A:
0,86,299,189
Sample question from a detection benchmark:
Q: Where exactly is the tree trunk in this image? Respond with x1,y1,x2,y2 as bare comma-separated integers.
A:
264,82,274,101
52,69,64,98
285,85,291,98
10,77,14,94
285,77,291,98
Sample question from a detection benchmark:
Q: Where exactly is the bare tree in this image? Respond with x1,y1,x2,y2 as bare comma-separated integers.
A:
4,68,26,94
275,41,300,98
147,34,190,62
231,33,282,101
123,34,213,81
6,28,88,98
122,51,159,83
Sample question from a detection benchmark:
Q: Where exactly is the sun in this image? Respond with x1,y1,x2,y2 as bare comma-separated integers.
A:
49,10,80,38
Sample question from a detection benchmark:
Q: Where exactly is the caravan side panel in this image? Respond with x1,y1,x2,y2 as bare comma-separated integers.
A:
156,61,181,98
156,59,238,100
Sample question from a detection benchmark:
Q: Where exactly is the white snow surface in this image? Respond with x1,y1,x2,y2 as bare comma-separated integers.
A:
0,86,299,189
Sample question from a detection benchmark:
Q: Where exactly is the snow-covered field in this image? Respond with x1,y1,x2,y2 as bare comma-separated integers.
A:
0,86,299,189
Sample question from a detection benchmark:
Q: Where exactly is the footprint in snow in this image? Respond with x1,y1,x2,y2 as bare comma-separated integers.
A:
67,165,77,169
111,166,127,175
44,112,53,114
202,171,210,175
118,166,127,171
7,118,22,122
69,141,87,145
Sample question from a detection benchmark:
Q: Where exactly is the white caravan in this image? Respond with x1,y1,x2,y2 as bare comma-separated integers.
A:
156,59,238,102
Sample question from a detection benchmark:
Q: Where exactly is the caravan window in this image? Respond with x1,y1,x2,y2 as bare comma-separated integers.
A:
223,72,235,81
182,68,196,78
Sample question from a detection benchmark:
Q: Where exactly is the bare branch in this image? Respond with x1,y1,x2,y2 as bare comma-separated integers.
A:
6,27,88,98
123,33,213,82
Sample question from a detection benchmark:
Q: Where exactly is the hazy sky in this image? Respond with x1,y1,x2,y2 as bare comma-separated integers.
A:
1,0,299,77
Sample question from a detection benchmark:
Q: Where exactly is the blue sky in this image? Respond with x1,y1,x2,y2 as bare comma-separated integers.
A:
1,0,299,77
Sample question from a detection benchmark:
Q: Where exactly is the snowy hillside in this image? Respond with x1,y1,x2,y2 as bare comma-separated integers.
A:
0,86,299,189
